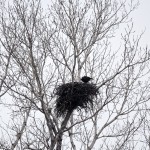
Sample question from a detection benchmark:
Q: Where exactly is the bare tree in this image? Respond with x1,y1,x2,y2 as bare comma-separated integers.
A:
0,0,150,149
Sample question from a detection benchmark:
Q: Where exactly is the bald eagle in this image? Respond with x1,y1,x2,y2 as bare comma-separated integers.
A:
81,76,93,83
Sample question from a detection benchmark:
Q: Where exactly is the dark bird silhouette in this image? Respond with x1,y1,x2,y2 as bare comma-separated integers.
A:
81,76,93,83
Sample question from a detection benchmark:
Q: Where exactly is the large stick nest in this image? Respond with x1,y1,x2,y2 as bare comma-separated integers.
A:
55,82,99,117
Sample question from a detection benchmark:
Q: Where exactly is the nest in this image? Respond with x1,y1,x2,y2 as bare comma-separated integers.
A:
55,82,99,117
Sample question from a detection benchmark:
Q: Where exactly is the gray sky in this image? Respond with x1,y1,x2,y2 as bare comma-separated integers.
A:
0,0,150,136
0,1,149,149
132,0,150,46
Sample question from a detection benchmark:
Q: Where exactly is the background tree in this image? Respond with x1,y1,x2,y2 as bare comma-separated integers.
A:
0,0,150,149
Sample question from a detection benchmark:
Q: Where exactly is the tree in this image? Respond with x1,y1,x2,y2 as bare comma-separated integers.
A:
0,0,150,149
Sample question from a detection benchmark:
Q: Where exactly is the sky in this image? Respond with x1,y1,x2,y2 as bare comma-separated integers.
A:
131,0,150,46
0,0,150,148
0,0,150,128
42,0,150,47
0,0,149,117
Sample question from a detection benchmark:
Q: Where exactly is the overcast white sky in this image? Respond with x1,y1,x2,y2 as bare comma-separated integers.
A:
0,2,149,150
131,0,150,46
42,0,150,46
0,0,150,138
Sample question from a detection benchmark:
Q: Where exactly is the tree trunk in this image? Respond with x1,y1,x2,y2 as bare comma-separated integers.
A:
56,111,73,150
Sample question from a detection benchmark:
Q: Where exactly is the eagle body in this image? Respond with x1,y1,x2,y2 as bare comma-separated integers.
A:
81,76,93,83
